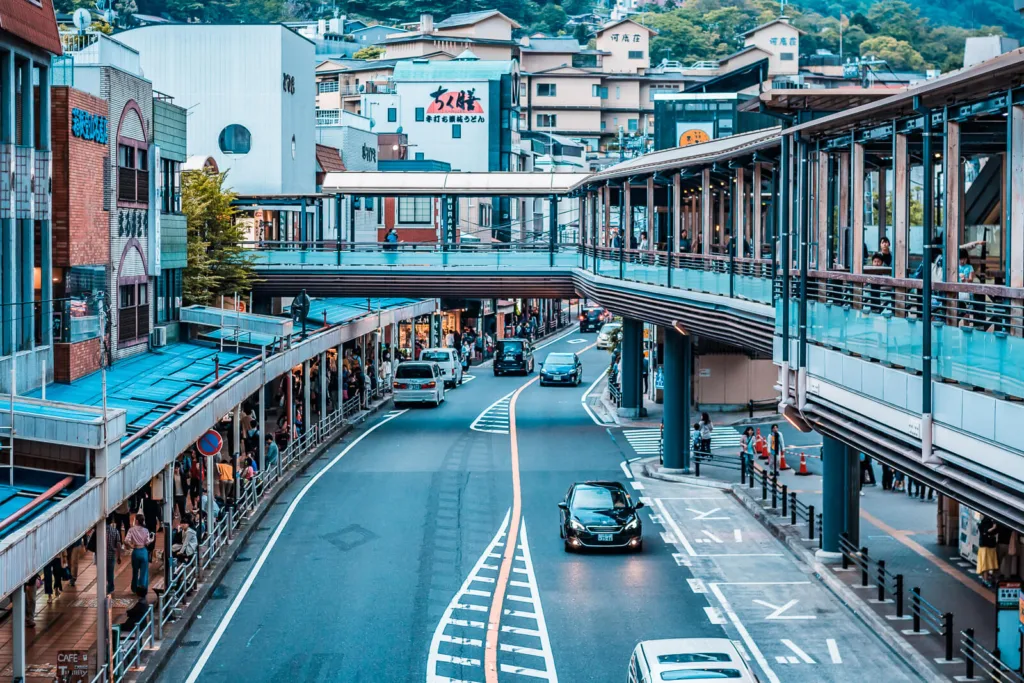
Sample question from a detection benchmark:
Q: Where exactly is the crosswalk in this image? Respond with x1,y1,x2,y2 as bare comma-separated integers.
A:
428,512,558,682
470,391,514,434
621,426,742,457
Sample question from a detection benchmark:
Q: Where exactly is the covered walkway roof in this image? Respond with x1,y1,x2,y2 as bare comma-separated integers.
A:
320,171,591,196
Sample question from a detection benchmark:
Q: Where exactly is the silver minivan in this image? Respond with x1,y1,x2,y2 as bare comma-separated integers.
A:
393,362,446,407
420,347,464,388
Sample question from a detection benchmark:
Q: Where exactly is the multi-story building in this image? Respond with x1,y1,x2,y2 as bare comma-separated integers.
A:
315,110,379,242
381,11,520,61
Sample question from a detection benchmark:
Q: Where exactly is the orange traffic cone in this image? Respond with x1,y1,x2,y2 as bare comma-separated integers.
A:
778,450,790,470
794,451,810,475
755,428,769,460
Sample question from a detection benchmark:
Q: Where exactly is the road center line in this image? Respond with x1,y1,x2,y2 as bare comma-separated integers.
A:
184,409,408,683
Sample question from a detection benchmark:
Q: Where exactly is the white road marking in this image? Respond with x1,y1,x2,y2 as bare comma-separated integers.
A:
630,480,645,490
660,531,677,544
753,599,816,620
500,644,545,657
581,367,610,425
672,553,691,567
826,638,842,664
704,606,726,625
499,664,551,679
781,639,816,664
701,529,724,544
501,625,541,637
428,511,510,682
734,529,743,542
649,514,663,524
183,409,408,683
566,338,587,344
440,635,482,647
622,427,743,457
619,460,633,479
470,391,515,434
436,654,481,667
708,584,781,683
654,498,697,556
503,521,558,681
687,507,728,521
687,578,707,594
534,326,583,350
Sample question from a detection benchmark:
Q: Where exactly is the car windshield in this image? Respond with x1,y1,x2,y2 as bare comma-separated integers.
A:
396,365,433,379
600,324,621,334
573,487,629,509
499,341,524,353
661,669,743,680
421,351,451,362
658,654,732,664
545,354,574,365
585,309,602,319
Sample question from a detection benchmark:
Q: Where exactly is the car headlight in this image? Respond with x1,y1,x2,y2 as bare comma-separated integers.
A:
624,517,640,531
569,519,585,532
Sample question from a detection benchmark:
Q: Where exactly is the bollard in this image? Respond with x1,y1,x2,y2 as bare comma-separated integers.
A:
748,458,755,489
808,504,815,540
771,473,778,509
841,533,850,570
789,492,796,525
944,613,954,661
695,458,701,477
912,587,922,633
762,468,768,501
964,628,975,680
740,457,746,485
895,574,904,618
781,485,788,518
817,514,823,549
877,559,886,603
860,547,870,587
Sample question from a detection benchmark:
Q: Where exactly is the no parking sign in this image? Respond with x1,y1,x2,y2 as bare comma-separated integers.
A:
196,429,223,457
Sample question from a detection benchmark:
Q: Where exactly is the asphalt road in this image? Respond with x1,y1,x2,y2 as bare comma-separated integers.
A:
155,329,924,683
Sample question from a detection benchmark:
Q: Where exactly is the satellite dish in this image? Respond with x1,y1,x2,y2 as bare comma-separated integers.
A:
396,126,403,134
73,7,91,30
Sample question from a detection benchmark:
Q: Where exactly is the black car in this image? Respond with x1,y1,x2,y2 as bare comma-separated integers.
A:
493,338,534,376
559,481,643,552
540,352,582,386
579,306,608,332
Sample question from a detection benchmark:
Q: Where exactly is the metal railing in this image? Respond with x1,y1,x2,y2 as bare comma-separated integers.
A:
157,553,198,639
961,628,1024,683
110,605,155,683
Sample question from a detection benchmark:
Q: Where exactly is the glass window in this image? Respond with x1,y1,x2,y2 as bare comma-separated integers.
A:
138,282,148,305
600,120,606,131
119,284,135,308
536,114,557,127
628,119,638,132
780,52,794,61
398,196,432,224
616,86,621,99
537,83,556,96
592,84,601,97
118,144,136,169
628,50,644,59
161,159,181,213
395,364,435,379
415,107,424,122
218,124,252,154
317,80,339,93
365,197,374,210
387,107,397,122
572,486,628,509
452,124,462,139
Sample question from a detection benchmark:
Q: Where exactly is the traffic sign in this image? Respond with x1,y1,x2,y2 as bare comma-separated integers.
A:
196,429,223,457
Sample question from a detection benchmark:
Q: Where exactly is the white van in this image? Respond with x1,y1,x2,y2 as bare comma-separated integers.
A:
393,362,446,407
420,347,464,388
628,639,758,682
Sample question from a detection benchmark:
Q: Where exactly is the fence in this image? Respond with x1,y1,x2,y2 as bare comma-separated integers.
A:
102,400,368,683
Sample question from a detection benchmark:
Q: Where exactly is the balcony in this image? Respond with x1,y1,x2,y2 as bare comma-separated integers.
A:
316,109,341,126
59,30,141,74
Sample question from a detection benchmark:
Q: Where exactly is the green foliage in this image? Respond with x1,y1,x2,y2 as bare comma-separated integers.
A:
181,170,256,306
353,45,386,59
859,35,925,69
537,4,568,34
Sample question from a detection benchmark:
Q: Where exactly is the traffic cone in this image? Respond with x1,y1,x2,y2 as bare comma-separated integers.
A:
778,450,790,470
794,451,810,476
756,428,768,460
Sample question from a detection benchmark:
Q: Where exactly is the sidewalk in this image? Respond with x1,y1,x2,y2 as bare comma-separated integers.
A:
0,530,167,682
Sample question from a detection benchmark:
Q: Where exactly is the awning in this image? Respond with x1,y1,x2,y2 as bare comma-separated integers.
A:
319,171,592,196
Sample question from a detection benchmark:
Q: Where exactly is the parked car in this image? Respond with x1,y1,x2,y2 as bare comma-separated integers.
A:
628,639,758,683
579,306,609,332
540,352,582,386
596,322,622,350
392,362,445,407
558,481,643,552
420,347,463,388
493,338,534,376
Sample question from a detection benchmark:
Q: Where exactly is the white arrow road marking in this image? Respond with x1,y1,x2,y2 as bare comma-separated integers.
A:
781,640,816,664
687,507,729,521
701,530,724,544
826,639,842,663
618,461,633,479
708,584,780,683
752,599,817,620
566,338,588,344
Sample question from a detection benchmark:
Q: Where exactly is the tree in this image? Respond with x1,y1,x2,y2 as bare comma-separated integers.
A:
353,45,386,59
637,10,716,63
537,4,568,35
859,35,925,70
181,170,256,306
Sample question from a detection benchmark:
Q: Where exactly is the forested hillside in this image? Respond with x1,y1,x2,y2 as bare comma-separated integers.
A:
56,0,1020,72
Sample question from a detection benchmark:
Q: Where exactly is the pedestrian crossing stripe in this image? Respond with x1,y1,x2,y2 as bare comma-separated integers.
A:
621,427,742,457
470,392,514,435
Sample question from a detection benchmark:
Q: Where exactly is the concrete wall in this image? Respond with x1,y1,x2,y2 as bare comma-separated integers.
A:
596,22,651,73
694,353,777,410
153,99,187,270
744,22,800,76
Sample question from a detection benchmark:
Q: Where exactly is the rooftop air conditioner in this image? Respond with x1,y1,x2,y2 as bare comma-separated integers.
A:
151,325,167,347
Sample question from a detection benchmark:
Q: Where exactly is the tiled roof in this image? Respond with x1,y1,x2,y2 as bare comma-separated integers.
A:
316,144,347,173
435,10,517,29
0,0,62,55
522,37,582,53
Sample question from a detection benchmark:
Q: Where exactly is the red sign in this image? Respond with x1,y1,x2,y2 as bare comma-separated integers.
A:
196,429,223,457
428,86,484,114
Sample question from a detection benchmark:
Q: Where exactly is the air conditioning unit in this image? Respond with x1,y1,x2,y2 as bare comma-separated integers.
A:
151,325,168,347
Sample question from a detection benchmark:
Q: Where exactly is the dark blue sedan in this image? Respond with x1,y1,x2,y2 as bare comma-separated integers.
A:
539,352,582,386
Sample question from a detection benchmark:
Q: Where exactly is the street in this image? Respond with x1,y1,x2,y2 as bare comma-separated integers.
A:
155,330,925,683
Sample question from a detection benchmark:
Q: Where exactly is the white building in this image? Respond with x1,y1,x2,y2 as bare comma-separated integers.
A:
117,25,317,196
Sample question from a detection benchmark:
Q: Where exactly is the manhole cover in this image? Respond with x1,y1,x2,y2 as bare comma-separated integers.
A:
181,640,201,648
235,556,252,562
323,524,378,552
210,585,229,600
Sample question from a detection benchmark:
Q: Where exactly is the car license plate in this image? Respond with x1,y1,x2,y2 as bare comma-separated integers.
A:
552,374,562,380
505,354,516,359
598,533,613,542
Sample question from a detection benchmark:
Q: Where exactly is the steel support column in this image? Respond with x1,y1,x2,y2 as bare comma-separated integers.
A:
618,318,643,418
12,585,25,680
662,329,691,471
548,195,557,267
820,435,851,554
95,518,109,674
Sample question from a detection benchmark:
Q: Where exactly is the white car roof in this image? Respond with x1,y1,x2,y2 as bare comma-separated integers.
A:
422,348,454,354
639,638,750,679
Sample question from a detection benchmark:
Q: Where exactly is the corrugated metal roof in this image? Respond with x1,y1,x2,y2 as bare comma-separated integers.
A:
576,127,782,187
522,37,582,53
393,58,516,81
435,10,520,29
320,171,590,196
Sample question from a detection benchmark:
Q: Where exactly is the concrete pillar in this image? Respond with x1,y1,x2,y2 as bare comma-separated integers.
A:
303,360,311,436
163,462,173,583
335,344,343,410
701,169,712,255
258,348,266,473
894,133,909,278
852,143,865,273
12,584,25,680
232,404,240,502
319,351,327,421
945,119,962,284
819,435,859,555
662,329,691,471
95,518,109,673
19,58,33,351
39,64,52,349
618,318,643,418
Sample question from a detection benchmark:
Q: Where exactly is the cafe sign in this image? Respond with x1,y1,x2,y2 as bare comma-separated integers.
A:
425,85,485,124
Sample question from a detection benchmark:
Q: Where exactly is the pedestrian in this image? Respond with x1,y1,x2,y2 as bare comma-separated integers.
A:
977,515,1000,585
24,576,37,627
699,412,714,456
217,456,234,503
43,555,64,602
445,328,454,348
740,427,756,469
860,453,876,487
384,227,399,251
611,229,623,249
172,514,198,567
173,462,187,520
125,513,154,594
189,454,205,511
638,231,648,251
104,515,121,595
893,469,905,492
881,463,893,491
113,497,131,536
265,434,279,468
769,424,784,471
679,229,692,253
691,423,702,456
641,353,649,394
65,536,85,588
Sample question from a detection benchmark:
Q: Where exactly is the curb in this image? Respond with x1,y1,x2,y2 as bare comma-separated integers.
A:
641,458,730,491
728,484,947,683
133,399,389,683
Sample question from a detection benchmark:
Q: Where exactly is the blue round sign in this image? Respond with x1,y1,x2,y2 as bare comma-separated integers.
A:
196,429,223,457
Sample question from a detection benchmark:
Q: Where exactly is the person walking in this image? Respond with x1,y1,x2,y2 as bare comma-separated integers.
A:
65,536,85,588
173,462,188,521
739,427,756,470
977,516,1000,585
23,576,37,628
768,424,785,472
43,555,64,602
699,412,714,456
103,516,121,596
189,454,205,512
125,513,154,594
860,453,877,487
265,434,279,469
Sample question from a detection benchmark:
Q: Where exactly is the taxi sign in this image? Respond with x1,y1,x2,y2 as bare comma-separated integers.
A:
196,429,223,457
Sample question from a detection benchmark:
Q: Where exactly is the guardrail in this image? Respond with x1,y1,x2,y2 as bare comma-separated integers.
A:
961,628,1024,682
110,605,155,683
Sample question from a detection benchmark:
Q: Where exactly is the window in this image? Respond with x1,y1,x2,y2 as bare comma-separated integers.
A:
387,107,397,122
615,86,621,100
218,124,251,154
398,196,432,224
479,204,492,228
365,197,374,211
119,284,135,308
600,120,606,131
117,280,150,344
415,107,425,122
628,118,638,132
161,158,181,213
118,143,148,205
780,52,794,61
452,124,462,139
592,85,608,98
536,114,557,127
317,80,339,93
628,50,643,59
537,83,556,96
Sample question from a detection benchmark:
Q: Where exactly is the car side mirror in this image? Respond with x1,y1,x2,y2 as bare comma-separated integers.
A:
634,501,645,509
558,502,568,510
